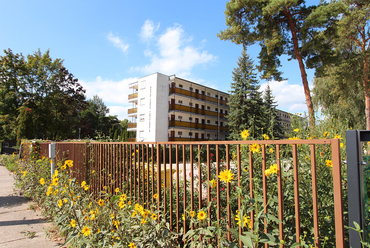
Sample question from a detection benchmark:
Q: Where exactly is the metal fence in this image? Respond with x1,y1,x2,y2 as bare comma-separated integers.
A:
23,139,344,247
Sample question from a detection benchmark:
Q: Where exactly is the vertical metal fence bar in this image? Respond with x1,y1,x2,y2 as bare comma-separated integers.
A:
183,144,187,235
134,144,137,201
237,144,242,247
262,144,268,248
190,144,194,231
332,139,344,247
249,145,254,229
146,145,149,205
226,144,231,241
176,144,180,233
151,145,154,205
169,144,173,230
198,144,202,211
207,144,211,227
216,144,220,248
276,145,284,243
292,144,301,245
138,144,141,204
310,144,320,247
123,144,126,191
163,144,167,221
157,144,161,212
142,144,145,206
129,144,132,199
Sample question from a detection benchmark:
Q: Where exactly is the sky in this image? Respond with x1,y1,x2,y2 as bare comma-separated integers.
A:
0,0,318,120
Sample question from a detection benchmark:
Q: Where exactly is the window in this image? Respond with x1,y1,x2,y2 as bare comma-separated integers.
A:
189,87,193,91
215,121,218,125
189,117,193,121
215,108,218,111
140,118,145,122
178,116,182,120
189,132,193,136
140,98,145,106
202,91,205,95
178,100,183,104
225,110,228,115
207,92,211,96
207,106,210,110
202,119,205,124
220,109,223,114
220,96,223,100
195,89,199,94
140,80,146,89
225,97,228,101
179,84,183,88
207,120,210,124
178,131,183,135
139,130,145,138
189,102,193,106
207,134,210,138
215,94,218,98
220,122,223,126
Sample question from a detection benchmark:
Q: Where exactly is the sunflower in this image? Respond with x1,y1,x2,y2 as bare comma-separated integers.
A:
98,199,104,206
250,143,261,153
240,130,249,140
189,211,195,218
197,211,207,221
151,213,157,220
218,169,234,183
82,226,91,236
326,160,333,168
39,178,45,185
70,219,76,228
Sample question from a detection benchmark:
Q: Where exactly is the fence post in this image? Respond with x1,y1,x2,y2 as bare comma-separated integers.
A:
49,143,56,179
346,130,368,246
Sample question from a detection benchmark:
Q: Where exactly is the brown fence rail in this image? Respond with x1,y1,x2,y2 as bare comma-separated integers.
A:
21,139,345,247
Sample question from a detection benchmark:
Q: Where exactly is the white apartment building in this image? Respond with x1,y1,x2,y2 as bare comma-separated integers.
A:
127,72,293,142
127,73,229,142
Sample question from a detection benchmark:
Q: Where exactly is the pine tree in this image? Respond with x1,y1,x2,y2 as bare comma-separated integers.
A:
263,85,284,139
227,49,264,140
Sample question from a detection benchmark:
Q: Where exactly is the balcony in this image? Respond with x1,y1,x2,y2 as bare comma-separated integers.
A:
128,93,138,100
169,88,228,106
127,138,136,142
127,123,137,128
168,120,228,132
169,104,226,119
128,108,137,116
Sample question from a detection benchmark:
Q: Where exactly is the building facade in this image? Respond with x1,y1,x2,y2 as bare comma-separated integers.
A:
127,72,293,142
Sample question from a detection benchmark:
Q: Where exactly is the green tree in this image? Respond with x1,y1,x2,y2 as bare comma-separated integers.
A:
227,48,264,140
263,84,284,138
0,49,86,140
312,0,370,129
218,0,334,128
0,49,28,140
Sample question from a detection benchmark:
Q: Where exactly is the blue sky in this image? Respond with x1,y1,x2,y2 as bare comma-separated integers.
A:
0,0,316,120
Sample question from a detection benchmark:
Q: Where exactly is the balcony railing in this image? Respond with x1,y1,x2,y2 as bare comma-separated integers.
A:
168,120,228,132
128,108,137,114
169,88,228,106
169,104,226,118
128,93,138,100
127,123,137,128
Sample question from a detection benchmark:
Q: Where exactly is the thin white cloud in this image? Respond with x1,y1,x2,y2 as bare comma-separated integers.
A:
140,20,160,42
79,76,138,120
259,80,309,114
107,32,129,53
132,22,216,77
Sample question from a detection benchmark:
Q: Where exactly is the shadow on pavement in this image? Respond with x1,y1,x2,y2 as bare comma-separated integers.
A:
0,218,47,227
0,195,29,208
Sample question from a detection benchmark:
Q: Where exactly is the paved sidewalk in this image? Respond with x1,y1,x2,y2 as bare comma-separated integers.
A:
0,165,64,248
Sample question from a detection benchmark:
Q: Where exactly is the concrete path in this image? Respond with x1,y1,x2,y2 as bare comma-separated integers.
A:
0,165,64,248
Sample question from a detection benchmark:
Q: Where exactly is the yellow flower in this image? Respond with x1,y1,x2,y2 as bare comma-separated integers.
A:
84,185,89,191
197,211,207,221
53,190,59,196
141,219,146,224
113,220,119,229
54,170,58,177
288,137,300,140
90,214,96,220
118,201,126,209
92,170,95,174
209,179,217,188
127,201,131,205
218,169,234,183
61,164,66,170
294,128,300,132
120,194,127,201
22,171,27,177
40,178,45,185
131,211,137,217
65,160,73,167
250,143,261,153
235,214,251,228
263,134,270,140
340,143,344,148
182,214,186,221
98,199,104,206
70,219,76,228
63,198,68,203
58,199,63,208
265,169,272,178
128,243,136,248
151,213,157,220
153,194,158,199
115,188,120,193
334,134,342,139
326,160,333,168
81,181,86,187
82,226,91,236
189,211,195,218
323,132,329,137
240,130,249,140
51,178,59,186
269,148,274,153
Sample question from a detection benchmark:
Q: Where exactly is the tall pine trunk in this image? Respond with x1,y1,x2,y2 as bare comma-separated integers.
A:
286,7,315,127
